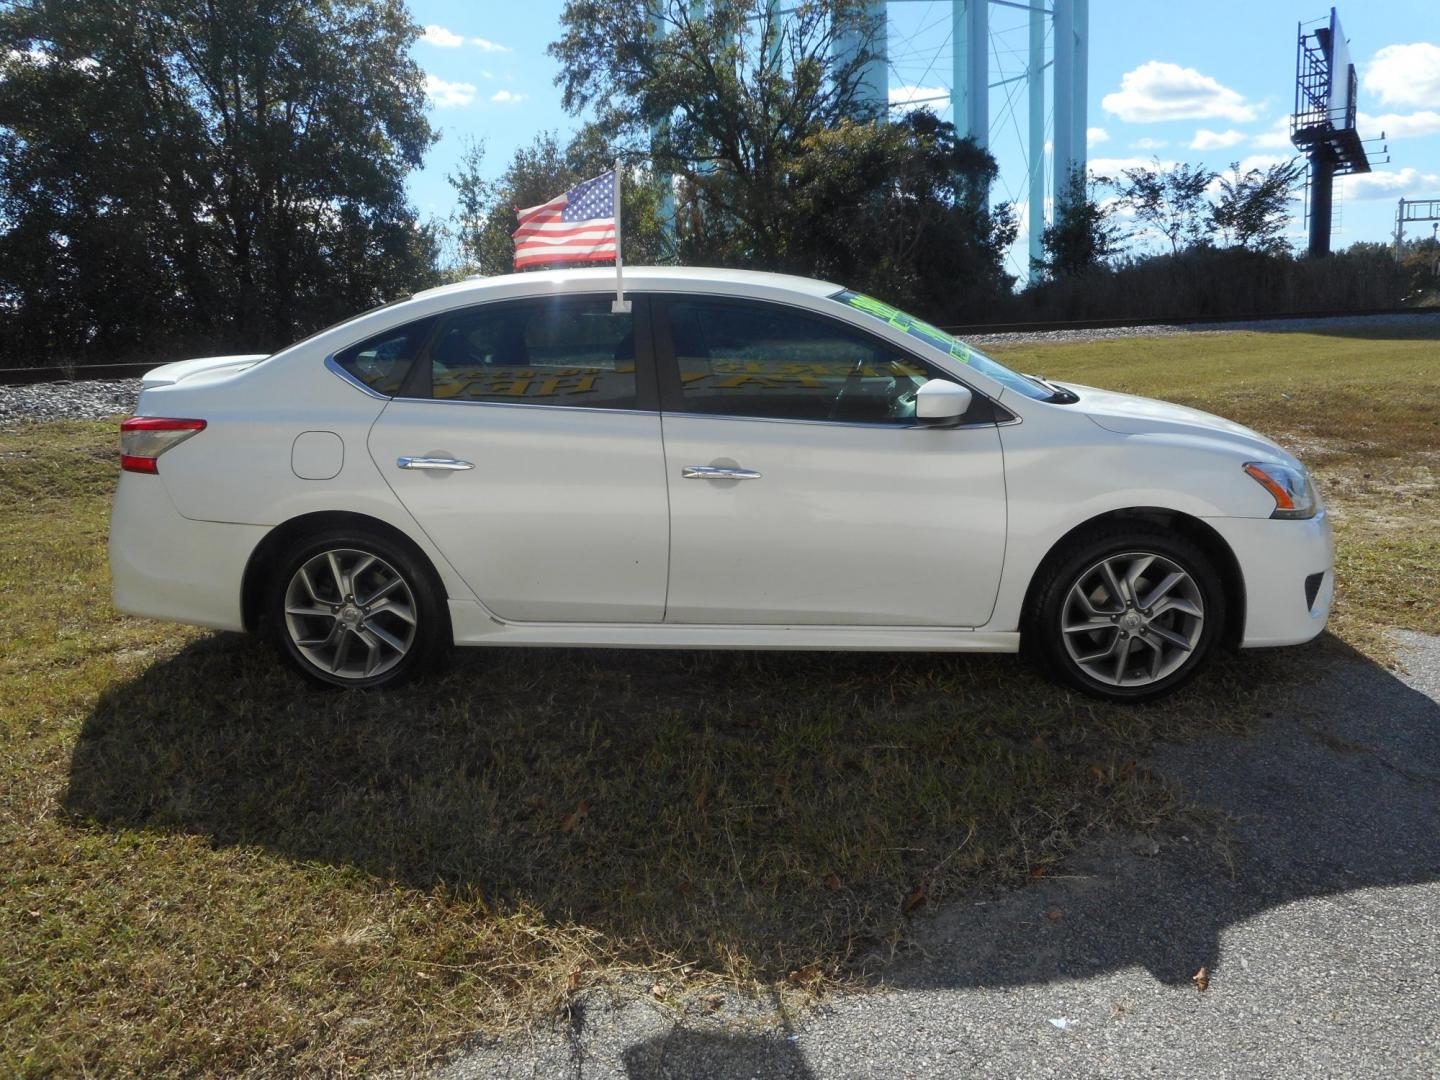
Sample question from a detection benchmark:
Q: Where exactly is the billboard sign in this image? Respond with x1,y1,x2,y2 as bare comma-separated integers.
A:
1327,8,1356,131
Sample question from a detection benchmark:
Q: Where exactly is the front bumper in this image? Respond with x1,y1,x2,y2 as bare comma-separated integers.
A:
1206,510,1334,648
109,472,266,632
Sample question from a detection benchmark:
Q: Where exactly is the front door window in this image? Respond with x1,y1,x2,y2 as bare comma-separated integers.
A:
664,298,944,424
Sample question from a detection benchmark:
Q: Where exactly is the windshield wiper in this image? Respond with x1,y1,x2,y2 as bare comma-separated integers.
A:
1022,373,1079,404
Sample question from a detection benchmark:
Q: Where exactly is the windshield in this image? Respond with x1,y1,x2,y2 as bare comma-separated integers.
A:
830,290,1055,401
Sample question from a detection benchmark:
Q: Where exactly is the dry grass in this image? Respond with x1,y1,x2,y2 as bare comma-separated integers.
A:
2,324,1437,1075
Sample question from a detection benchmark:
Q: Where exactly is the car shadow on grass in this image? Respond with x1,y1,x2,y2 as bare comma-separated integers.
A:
60,631,1440,1014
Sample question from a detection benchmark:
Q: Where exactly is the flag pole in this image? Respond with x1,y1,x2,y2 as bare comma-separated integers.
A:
611,158,630,313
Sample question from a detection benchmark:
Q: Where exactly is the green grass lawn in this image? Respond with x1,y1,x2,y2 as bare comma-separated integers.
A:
2,327,1437,1076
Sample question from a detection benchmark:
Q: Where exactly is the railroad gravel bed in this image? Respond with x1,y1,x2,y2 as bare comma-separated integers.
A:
0,379,142,428
2,312,1434,427
966,310,1440,347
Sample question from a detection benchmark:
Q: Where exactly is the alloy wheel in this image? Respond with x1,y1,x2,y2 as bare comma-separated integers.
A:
283,547,418,680
1060,551,1205,688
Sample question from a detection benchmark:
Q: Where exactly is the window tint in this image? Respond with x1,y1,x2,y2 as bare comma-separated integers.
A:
428,297,637,409
332,316,435,396
666,299,941,423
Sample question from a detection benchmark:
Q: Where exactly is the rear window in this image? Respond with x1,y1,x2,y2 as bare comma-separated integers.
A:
332,317,436,396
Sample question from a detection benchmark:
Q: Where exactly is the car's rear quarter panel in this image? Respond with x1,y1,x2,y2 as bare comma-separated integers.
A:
126,351,480,608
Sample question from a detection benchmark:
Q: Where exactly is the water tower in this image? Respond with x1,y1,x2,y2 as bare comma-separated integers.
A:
649,2,1088,277
834,1,1090,274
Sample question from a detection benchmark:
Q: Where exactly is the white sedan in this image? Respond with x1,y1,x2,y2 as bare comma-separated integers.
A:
109,267,1332,702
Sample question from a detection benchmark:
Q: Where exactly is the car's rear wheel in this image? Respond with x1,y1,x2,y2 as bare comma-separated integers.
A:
267,529,448,689
1027,524,1226,703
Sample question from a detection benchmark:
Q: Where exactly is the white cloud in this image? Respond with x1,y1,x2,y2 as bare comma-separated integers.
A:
1131,136,1168,150
1102,61,1257,123
490,89,528,105
5,45,51,66
4,47,98,74
1088,156,1177,176
420,24,463,47
424,74,476,108
1100,194,1135,219
1190,128,1246,150
1251,116,1293,149
1087,126,1110,147
1358,110,1440,140
1363,43,1440,109
419,25,512,53
1237,154,1290,173
889,85,948,113
1337,167,1440,200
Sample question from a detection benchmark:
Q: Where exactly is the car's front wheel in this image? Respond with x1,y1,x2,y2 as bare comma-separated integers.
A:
1027,524,1226,702
267,528,448,689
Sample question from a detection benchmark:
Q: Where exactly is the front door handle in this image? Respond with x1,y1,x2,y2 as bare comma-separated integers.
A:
682,465,762,481
397,456,474,471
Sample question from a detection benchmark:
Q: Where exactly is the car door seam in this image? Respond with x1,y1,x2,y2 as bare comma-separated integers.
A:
658,411,674,622
363,395,484,606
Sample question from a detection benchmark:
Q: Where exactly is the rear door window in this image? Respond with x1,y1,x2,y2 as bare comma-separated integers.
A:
426,297,641,409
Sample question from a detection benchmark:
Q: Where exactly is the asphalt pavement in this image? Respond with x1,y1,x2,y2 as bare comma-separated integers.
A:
438,630,1440,1079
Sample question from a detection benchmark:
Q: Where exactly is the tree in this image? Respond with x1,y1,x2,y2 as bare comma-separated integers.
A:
547,1,1014,317
1034,167,1125,279
0,0,438,367
444,137,490,275
782,109,1016,313
549,0,878,267
1210,159,1305,253
1116,161,1216,254
447,128,669,278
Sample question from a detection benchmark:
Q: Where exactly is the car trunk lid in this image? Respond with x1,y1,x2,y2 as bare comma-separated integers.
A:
140,354,269,388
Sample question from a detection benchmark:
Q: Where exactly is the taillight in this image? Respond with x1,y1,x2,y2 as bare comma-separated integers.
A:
120,416,206,474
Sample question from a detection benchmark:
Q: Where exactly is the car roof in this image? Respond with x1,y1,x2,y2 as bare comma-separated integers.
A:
410,265,845,304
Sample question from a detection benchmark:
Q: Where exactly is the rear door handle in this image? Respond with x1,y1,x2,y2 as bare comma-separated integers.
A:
397,456,474,471
682,465,762,480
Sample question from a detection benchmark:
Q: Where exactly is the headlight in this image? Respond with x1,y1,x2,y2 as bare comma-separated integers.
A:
1243,461,1319,520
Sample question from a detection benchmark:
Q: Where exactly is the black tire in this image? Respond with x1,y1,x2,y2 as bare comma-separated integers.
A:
266,526,450,690
1024,523,1226,703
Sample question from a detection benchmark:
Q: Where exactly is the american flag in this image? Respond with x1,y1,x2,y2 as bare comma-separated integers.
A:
512,169,618,270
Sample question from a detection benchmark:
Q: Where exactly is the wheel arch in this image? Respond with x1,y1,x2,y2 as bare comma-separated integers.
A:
1021,507,1246,649
240,510,453,642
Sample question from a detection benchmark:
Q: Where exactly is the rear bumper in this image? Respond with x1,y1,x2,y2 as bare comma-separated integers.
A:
109,472,266,632
1206,511,1334,648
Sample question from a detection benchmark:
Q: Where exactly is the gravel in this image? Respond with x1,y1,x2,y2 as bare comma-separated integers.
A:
0,379,141,428
3,312,1434,429
964,310,1440,348
437,629,1440,1079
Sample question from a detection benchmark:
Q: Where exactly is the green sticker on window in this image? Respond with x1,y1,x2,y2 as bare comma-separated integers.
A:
836,292,971,365
830,289,1060,403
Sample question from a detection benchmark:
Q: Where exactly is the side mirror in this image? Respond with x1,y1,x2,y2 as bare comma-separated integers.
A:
914,379,973,423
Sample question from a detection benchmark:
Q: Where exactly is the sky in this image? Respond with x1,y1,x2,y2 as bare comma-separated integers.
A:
408,0,1440,279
